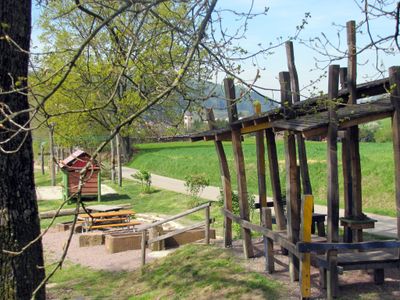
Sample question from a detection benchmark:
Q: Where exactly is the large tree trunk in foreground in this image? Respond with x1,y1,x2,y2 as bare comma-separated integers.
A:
0,1,46,299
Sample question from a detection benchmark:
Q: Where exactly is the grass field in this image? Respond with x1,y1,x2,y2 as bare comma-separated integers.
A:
47,244,285,299
128,139,396,217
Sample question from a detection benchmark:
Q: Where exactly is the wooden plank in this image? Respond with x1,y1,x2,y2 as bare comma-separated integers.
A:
327,64,340,300
280,71,300,282
265,128,286,230
286,41,313,197
256,130,267,222
297,240,400,253
390,66,400,240
300,195,313,299
262,207,274,274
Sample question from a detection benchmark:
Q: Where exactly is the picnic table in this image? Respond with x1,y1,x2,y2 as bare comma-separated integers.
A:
78,209,140,232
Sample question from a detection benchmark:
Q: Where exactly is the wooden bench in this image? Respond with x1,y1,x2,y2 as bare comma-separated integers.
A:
318,250,400,287
88,220,142,230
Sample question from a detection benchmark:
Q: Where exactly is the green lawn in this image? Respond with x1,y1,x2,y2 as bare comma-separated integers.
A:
128,139,396,217
47,244,285,299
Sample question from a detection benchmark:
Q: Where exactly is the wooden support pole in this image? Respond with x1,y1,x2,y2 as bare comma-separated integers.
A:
347,20,363,242
327,65,340,300
40,142,45,175
265,128,286,230
49,123,56,186
110,132,116,183
339,67,348,89
256,130,267,222
225,78,254,258
116,134,122,187
300,194,313,299
262,207,274,274
389,66,400,240
141,230,147,267
280,71,300,281
207,108,233,247
205,204,210,245
286,41,313,196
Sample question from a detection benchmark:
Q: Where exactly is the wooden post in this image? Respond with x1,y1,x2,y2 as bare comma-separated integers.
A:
256,130,267,222
339,67,348,89
300,194,313,299
110,133,116,183
40,142,45,175
265,128,286,230
55,146,59,174
205,204,210,245
389,66,400,240
327,65,340,299
49,123,56,186
141,230,147,267
225,78,254,258
116,134,122,187
262,207,274,274
286,41,313,196
280,71,300,281
206,108,233,247
97,171,101,202
347,20,363,242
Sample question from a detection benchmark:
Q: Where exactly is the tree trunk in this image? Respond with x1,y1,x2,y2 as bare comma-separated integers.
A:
120,135,133,162
0,1,46,299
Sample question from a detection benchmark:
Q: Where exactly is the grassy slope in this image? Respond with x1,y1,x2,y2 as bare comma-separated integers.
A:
129,139,396,217
47,244,284,300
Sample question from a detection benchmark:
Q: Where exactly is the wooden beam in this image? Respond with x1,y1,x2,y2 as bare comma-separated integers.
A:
225,80,254,258
327,64,340,300
297,240,400,253
262,207,274,274
389,66,400,240
286,41,313,196
256,130,267,221
341,130,353,243
280,71,300,282
347,20,363,243
265,128,286,230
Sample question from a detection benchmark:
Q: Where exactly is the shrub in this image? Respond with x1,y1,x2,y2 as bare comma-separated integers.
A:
184,174,209,207
132,170,152,193
217,190,255,239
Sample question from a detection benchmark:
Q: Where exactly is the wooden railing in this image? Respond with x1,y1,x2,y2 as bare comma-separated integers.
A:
138,202,212,266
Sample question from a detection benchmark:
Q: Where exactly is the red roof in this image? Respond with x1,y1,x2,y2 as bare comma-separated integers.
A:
61,150,99,169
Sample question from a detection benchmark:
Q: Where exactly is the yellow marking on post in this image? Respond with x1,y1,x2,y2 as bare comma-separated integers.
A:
240,122,271,134
300,194,313,299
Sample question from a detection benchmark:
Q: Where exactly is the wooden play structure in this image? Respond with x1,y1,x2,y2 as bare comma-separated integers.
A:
190,21,400,298
60,149,101,202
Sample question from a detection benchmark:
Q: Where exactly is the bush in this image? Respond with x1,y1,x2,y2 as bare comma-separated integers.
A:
132,170,152,193
184,174,209,207
217,190,255,239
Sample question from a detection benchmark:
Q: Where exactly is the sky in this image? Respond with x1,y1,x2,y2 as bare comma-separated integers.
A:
31,0,398,100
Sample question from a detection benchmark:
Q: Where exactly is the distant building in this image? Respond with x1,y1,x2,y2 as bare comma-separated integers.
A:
184,111,193,130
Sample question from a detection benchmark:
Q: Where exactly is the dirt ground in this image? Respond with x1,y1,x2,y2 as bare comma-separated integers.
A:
42,230,400,299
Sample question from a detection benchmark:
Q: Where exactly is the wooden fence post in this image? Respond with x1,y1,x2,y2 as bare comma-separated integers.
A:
262,207,274,274
300,194,313,299
389,66,400,240
49,123,56,186
141,230,147,267
40,142,45,175
205,204,210,245
110,133,116,183
116,134,122,187
256,130,267,221
206,108,233,247
225,78,254,259
327,64,340,299
280,71,300,281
